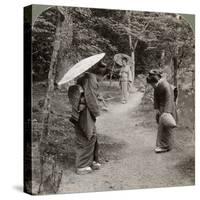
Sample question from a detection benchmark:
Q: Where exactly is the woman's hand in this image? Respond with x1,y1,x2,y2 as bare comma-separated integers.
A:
156,110,161,124
79,104,86,112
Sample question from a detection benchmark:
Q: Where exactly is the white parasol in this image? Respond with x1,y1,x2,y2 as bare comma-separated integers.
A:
114,53,132,66
58,53,105,85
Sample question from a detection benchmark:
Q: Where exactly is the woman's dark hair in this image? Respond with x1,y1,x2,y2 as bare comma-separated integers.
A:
76,73,87,86
146,75,160,84
122,57,128,62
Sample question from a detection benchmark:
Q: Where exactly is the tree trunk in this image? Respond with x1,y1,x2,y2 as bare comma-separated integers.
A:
131,51,135,83
55,9,73,83
172,47,179,87
40,14,62,141
126,10,135,85
173,56,178,87
109,62,115,86
126,13,149,85
38,9,64,194
192,65,195,88
161,50,165,68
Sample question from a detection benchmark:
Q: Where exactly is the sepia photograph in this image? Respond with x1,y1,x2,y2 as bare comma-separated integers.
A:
24,4,195,195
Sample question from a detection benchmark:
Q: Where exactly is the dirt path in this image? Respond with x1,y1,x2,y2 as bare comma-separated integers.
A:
59,91,194,194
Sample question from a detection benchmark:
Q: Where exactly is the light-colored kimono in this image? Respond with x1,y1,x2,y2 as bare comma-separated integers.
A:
154,78,177,149
119,65,133,102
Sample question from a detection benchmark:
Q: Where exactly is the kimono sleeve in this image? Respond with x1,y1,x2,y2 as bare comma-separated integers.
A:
163,83,173,113
154,89,159,109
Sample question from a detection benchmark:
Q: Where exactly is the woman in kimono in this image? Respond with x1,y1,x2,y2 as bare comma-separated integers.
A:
146,70,177,153
68,72,101,174
119,57,133,104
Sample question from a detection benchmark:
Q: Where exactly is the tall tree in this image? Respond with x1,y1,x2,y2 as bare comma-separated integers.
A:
38,7,65,194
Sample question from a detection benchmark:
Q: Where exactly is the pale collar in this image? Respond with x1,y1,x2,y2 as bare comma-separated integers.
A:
156,77,165,87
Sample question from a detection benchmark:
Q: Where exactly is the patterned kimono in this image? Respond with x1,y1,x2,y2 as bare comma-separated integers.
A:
119,65,133,102
73,73,100,168
154,78,177,149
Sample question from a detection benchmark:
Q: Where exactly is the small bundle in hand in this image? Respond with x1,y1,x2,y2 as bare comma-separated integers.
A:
160,113,176,128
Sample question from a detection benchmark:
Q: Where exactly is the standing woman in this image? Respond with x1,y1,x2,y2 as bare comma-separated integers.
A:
69,72,101,174
119,57,133,104
146,70,177,153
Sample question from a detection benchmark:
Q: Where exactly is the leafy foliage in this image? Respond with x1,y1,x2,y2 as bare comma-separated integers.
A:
32,7,194,81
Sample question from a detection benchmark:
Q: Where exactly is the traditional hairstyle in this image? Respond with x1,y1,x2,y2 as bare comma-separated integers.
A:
146,75,160,84
122,57,128,62
148,69,162,77
146,69,162,84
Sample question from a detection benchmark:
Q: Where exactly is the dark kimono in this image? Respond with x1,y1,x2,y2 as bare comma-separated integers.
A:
74,73,100,168
154,78,177,149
